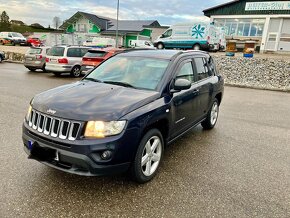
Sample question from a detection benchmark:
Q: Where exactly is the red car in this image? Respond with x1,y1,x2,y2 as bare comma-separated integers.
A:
26,37,42,46
80,47,124,74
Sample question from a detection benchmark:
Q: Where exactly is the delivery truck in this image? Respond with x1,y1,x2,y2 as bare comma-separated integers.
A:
153,22,221,51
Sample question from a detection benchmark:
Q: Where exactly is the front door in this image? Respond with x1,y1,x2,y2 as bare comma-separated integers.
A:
171,60,199,138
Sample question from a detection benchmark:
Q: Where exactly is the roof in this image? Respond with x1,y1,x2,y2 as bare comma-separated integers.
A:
118,49,208,60
60,11,115,30
107,20,160,32
203,0,239,12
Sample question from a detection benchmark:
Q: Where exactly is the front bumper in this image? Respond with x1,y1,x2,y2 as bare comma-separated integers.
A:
22,122,139,176
80,65,95,74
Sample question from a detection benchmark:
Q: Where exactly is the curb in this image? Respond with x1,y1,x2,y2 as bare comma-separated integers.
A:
224,83,290,93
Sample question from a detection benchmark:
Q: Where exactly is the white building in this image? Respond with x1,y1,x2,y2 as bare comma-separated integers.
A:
203,0,290,53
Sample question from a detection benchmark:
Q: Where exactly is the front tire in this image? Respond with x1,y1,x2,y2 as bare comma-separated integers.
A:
201,99,219,130
131,129,164,183
70,66,81,77
157,42,164,49
0,56,2,63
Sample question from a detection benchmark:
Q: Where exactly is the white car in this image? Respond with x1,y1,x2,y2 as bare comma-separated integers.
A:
128,40,154,48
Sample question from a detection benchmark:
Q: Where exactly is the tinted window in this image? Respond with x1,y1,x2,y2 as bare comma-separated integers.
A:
27,48,42,54
46,48,50,54
176,62,194,82
85,51,107,58
47,47,65,56
81,48,89,56
67,48,81,57
194,58,210,81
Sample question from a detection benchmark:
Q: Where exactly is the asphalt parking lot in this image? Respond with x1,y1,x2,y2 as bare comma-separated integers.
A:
0,62,290,218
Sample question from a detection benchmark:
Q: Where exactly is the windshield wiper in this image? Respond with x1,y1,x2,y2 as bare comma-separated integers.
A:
83,77,103,83
103,81,136,88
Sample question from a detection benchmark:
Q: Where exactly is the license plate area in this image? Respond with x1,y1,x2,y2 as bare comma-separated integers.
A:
31,143,58,162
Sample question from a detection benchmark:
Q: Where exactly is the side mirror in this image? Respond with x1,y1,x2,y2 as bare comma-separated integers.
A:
172,78,191,92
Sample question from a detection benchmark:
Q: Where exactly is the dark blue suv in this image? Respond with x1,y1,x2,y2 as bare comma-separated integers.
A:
22,50,224,183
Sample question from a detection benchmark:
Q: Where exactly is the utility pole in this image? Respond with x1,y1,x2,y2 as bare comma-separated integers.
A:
115,0,120,48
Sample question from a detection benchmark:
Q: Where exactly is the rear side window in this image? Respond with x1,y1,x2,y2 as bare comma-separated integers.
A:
67,48,88,57
27,48,42,54
47,47,65,56
84,51,107,58
194,57,211,81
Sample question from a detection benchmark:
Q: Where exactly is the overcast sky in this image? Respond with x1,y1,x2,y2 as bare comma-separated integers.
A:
0,0,229,27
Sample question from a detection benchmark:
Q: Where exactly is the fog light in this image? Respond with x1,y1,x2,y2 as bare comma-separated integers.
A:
101,150,112,160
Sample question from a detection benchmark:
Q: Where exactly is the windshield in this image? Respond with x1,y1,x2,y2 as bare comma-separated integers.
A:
47,47,65,56
84,56,169,90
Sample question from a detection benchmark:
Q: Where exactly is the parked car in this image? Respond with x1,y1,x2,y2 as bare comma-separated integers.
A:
24,46,51,71
154,22,220,51
81,48,124,74
45,45,90,77
0,32,27,46
22,49,224,183
0,51,5,63
26,37,42,47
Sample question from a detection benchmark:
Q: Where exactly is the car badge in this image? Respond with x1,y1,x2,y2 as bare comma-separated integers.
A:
47,109,56,115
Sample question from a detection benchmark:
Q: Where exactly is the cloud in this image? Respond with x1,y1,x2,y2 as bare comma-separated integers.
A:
0,0,229,27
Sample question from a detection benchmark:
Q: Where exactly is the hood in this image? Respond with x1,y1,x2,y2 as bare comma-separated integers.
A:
32,81,160,121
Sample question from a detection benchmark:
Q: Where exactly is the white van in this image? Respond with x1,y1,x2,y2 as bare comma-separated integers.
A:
0,32,27,45
153,22,220,51
128,40,154,48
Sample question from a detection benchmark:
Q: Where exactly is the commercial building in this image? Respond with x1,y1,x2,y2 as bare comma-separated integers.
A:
203,0,290,53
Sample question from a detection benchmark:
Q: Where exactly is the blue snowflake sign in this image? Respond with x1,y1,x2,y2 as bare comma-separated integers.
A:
192,24,205,39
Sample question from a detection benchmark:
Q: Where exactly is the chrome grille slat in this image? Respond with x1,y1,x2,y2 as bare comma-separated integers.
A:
28,109,81,141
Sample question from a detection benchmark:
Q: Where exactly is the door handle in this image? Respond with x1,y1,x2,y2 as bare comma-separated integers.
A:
192,89,199,95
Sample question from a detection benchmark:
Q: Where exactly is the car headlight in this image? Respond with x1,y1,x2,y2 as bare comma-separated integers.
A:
84,121,126,138
26,105,32,121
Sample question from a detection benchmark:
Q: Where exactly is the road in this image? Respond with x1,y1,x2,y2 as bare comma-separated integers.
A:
0,62,290,218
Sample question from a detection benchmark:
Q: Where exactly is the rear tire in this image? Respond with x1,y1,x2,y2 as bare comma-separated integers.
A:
0,56,3,63
131,129,164,183
42,64,46,72
193,44,201,50
201,98,219,130
70,66,81,77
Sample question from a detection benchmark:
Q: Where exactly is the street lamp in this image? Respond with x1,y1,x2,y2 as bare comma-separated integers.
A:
115,0,120,48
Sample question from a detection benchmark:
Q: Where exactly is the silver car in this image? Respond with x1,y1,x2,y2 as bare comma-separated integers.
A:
24,47,51,71
45,45,90,77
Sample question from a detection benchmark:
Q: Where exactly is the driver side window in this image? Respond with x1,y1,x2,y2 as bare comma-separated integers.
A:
163,29,172,38
176,62,194,82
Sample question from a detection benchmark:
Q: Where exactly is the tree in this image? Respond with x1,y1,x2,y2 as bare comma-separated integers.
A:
52,16,61,30
0,11,11,31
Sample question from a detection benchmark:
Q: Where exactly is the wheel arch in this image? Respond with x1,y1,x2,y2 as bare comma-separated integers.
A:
215,92,222,105
142,118,169,147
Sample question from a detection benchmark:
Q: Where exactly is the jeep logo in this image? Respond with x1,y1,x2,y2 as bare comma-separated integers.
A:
46,109,56,115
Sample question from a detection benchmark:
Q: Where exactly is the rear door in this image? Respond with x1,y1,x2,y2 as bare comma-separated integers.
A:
192,56,214,120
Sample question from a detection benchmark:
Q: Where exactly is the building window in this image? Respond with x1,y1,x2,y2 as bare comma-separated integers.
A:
214,18,265,37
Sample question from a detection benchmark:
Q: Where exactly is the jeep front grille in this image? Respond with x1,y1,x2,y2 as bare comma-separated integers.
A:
28,109,81,141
